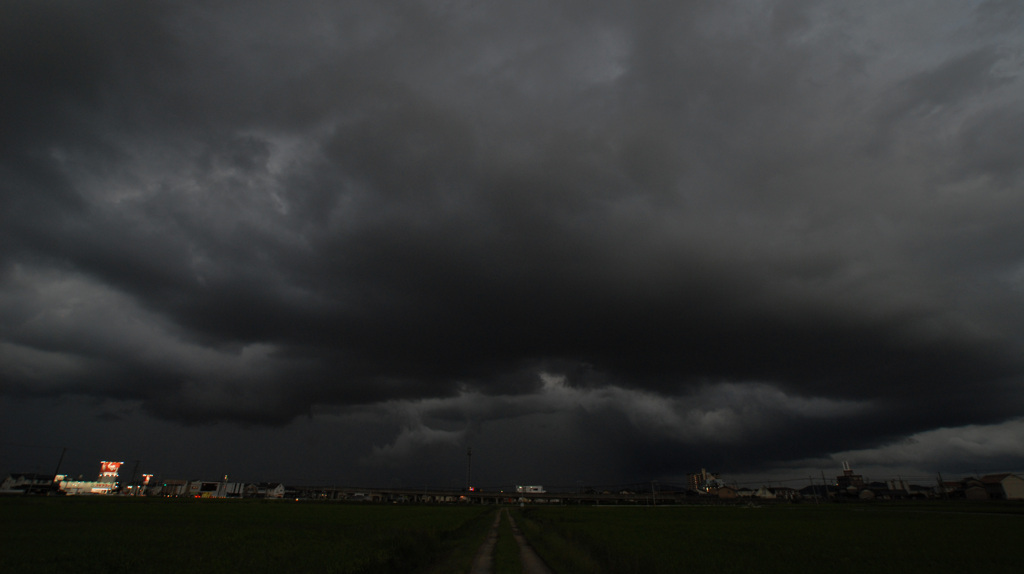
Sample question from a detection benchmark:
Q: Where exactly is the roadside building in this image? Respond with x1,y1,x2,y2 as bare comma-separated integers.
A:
94,461,123,494
156,479,190,497
515,485,546,494
223,482,245,498
962,478,989,500
60,477,106,495
247,482,286,498
717,485,737,499
185,480,246,498
836,461,865,492
770,487,799,500
687,468,722,493
1,473,58,495
980,474,1024,500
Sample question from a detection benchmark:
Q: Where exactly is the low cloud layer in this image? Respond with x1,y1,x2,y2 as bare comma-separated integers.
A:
3,0,1023,484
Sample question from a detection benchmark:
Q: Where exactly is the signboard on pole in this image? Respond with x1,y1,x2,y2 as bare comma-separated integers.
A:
99,461,123,477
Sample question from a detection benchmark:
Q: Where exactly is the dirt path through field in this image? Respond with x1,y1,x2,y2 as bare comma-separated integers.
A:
505,509,553,574
468,508,552,574
468,510,503,574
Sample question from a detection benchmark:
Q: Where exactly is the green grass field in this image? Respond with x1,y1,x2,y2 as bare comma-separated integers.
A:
515,503,1024,574
4,498,1023,573
0,497,492,574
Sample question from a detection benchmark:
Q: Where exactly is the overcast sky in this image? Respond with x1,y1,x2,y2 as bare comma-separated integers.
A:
3,0,1024,489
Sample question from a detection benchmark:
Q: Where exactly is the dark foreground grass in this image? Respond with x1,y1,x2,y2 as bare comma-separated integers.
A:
517,502,1024,574
0,497,492,574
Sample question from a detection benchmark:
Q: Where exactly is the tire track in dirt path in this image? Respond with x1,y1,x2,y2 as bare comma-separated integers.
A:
468,508,553,574
505,509,553,574
468,510,502,574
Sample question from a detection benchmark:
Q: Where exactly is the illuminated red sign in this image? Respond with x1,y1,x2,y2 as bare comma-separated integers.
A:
100,461,123,476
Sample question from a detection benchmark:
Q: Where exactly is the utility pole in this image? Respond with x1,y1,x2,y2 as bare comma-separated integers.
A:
128,460,141,496
51,447,68,494
465,447,472,492
936,472,947,500
53,447,67,477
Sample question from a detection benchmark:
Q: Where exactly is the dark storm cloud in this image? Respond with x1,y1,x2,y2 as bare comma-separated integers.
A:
3,0,1024,482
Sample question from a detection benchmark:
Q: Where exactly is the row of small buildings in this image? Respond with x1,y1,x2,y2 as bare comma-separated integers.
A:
0,473,294,499
709,473,1024,502
5,460,1023,502
0,459,303,499
690,463,1024,502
